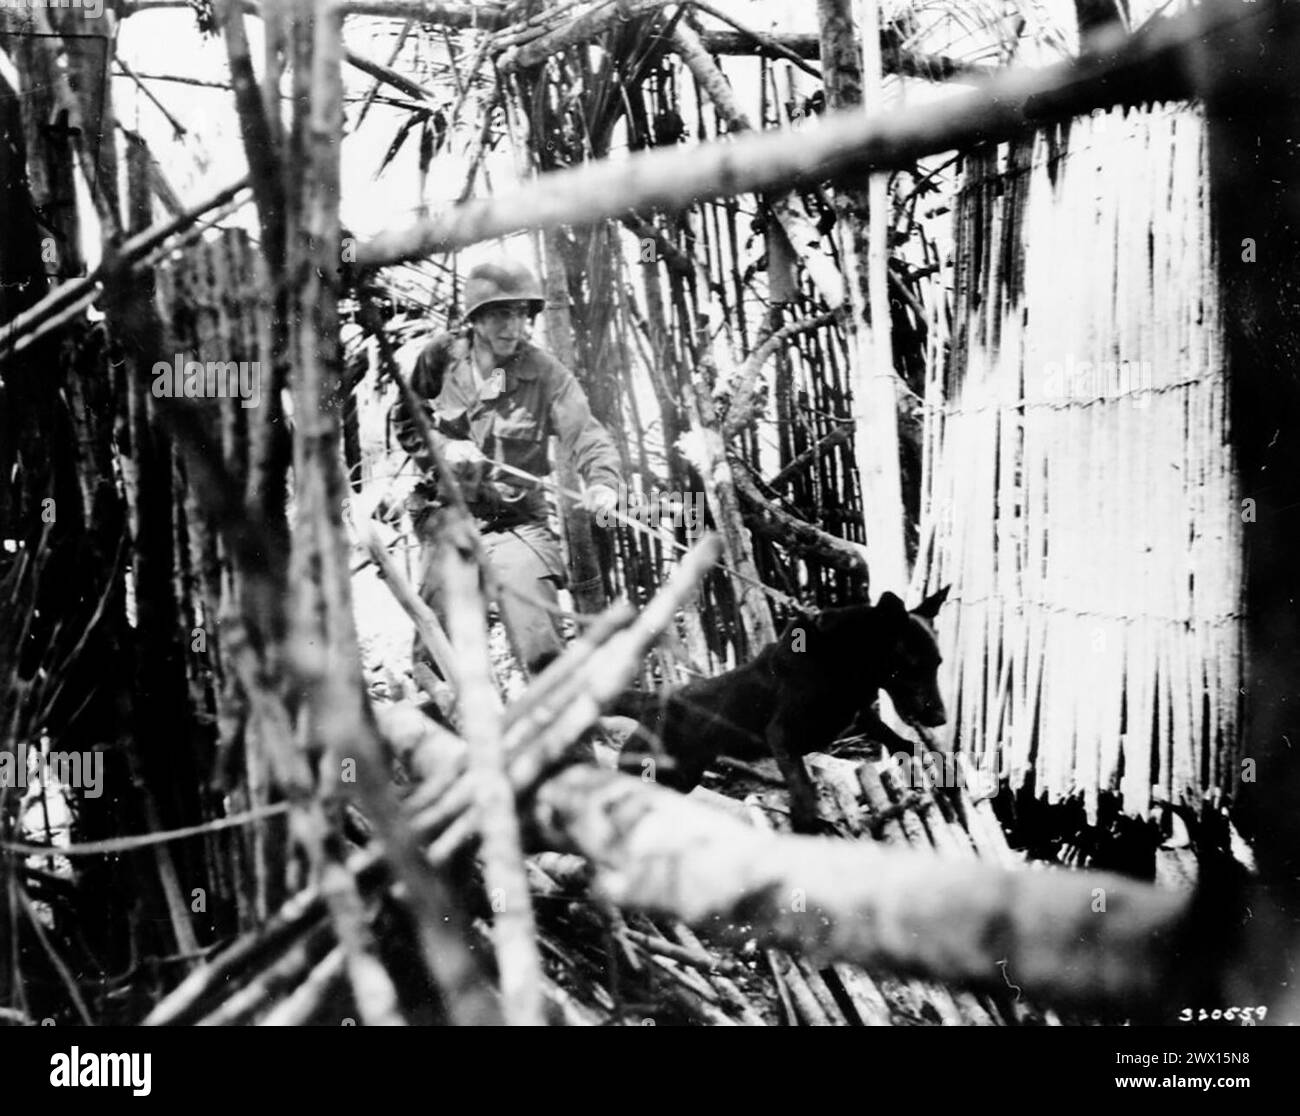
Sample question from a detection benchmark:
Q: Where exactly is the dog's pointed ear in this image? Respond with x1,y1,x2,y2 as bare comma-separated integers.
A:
874,591,907,626
913,585,950,620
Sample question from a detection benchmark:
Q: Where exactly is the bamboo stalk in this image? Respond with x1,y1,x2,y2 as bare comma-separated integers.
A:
767,951,831,1026
910,761,1022,1024
670,21,840,309
667,922,768,1025
438,513,546,1027
195,917,335,1025
360,522,462,690
877,764,1000,1025
503,0,665,68
857,762,967,1025
793,956,851,1025
827,963,892,1026
258,944,349,1025
15,885,94,1025
0,179,251,359
214,0,284,254
620,927,716,974
317,858,405,1026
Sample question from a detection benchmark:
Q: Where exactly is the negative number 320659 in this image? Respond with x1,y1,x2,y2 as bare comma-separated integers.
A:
1178,1006,1268,1024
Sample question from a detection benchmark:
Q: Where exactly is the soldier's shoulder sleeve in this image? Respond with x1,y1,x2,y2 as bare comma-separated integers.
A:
539,348,622,491
410,332,457,396
392,332,458,465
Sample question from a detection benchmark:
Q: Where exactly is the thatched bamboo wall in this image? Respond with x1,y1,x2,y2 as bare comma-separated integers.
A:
922,103,1242,821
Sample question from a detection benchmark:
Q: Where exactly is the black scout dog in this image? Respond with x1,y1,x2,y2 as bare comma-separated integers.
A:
610,587,950,832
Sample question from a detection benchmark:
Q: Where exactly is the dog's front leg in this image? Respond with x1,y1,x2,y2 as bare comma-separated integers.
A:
766,720,820,834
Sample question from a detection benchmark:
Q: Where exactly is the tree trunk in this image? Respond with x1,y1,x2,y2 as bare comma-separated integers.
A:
541,229,606,614
1201,0,1300,1016
818,0,907,597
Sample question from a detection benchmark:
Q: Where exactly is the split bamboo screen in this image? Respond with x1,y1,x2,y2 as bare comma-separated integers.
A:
920,103,1242,820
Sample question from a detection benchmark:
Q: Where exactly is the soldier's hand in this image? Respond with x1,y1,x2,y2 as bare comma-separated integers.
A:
373,490,404,525
584,483,619,521
355,477,414,525
442,439,488,494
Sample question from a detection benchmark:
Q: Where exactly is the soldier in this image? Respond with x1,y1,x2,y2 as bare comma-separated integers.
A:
390,259,621,680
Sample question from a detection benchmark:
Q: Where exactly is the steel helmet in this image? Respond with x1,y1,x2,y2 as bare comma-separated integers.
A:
462,260,545,319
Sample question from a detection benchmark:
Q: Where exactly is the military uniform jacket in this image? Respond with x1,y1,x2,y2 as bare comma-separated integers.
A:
391,332,621,527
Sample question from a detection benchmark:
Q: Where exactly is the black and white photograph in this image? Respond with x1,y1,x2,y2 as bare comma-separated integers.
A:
0,0,1297,1069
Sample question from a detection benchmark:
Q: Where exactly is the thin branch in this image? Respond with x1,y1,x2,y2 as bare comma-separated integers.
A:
765,422,854,491
723,310,840,438
732,463,870,578
442,28,492,133
687,1,822,80
345,44,442,106
355,17,416,127
116,58,189,138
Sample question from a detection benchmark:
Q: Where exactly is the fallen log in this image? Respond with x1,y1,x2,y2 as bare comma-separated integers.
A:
356,6,1230,269
377,695,1263,1016
526,764,1234,1015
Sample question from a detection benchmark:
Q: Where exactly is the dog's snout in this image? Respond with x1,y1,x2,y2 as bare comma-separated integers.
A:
886,683,947,728
917,700,947,728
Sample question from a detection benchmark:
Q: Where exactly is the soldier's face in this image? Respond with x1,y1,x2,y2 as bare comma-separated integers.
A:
472,303,532,359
